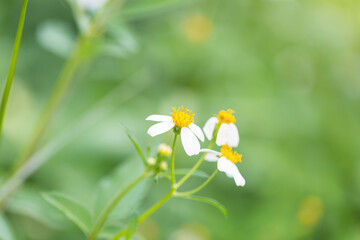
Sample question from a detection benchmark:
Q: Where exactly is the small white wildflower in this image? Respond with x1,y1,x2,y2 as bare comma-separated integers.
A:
203,109,239,147
146,106,205,156
201,145,245,187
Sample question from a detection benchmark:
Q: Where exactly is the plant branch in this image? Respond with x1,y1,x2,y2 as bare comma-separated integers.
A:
0,0,29,142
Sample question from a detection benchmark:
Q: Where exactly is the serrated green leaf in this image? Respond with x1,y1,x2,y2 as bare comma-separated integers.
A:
121,125,146,165
175,169,209,179
178,195,227,216
125,214,138,240
42,192,93,234
0,214,15,240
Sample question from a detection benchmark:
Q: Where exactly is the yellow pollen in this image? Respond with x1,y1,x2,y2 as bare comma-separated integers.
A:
215,109,236,124
172,106,194,128
220,145,242,163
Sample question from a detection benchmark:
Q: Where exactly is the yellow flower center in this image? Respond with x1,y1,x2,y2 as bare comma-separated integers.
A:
220,145,242,163
172,106,194,128
215,109,236,124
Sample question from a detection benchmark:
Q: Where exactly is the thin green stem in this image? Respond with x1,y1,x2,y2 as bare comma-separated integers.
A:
89,172,148,240
111,190,174,240
175,138,216,189
177,169,219,196
0,0,29,141
10,36,89,173
170,134,178,186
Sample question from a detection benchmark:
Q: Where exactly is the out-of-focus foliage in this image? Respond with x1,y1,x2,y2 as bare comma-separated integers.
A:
1,0,360,239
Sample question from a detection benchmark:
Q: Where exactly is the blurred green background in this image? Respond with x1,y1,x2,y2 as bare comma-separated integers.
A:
1,0,360,239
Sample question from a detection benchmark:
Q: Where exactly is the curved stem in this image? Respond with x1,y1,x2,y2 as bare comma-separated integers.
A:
0,0,29,142
111,190,174,240
177,169,218,196
9,36,89,174
175,138,216,189
170,134,178,186
89,172,147,240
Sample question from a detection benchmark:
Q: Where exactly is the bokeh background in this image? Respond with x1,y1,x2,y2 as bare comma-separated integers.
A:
1,0,360,239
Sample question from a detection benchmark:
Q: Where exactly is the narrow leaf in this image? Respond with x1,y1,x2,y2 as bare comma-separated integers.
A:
125,214,138,240
42,192,92,234
178,195,227,216
0,214,15,240
175,169,209,179
121,125,146,165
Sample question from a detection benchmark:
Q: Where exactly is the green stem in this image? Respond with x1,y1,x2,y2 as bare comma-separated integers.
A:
0,0,29,141
177,169,219,196
111,190,174,240
170,134,178,186
10,36,89,173
89,172,147,240
175,138,216,189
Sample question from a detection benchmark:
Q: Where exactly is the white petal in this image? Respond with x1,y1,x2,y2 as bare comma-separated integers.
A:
216,123,230,146
146,115,172,122
204,153,219,162
199,149,221,155
181,127,200,156
147,121,175,137
203,117,218,140
233,167,246,187
227,123,239,147
200,149,221,161
217,157,235,178
189,123,205,142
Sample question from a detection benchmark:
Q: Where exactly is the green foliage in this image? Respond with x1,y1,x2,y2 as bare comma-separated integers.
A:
125,214,138,240
0,214,15,240
178,195,227,216
175,168,209,179
121,125,146,165
42,192,93,235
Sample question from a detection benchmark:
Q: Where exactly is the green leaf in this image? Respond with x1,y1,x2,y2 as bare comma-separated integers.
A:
121,124,146,165
7,188,61,229
178,195,227,216
125,214,138,240
93,160,149,234
36,20,75,58
0,214,15,240
42,192,93,234
175,169,209,179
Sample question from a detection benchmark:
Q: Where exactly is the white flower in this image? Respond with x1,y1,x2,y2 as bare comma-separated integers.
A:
201,145,245,187
77,0,107,12
203,109,239,147
146,107,205,156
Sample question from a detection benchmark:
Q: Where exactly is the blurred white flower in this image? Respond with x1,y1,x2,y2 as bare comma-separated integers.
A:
203,109,239,147
201,145,245,187
77,0,108,12
146,106,204,156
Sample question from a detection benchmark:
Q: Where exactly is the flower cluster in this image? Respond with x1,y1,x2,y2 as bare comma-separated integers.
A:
147,107,245,187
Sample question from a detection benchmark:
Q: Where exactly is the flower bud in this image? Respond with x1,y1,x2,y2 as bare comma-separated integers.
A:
158,143,172,157
159,161,168,171
147,157,156,166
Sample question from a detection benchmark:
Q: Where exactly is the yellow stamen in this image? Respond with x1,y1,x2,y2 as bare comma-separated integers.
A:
172,106,194,128
215,109,236,124
220,145,242,163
